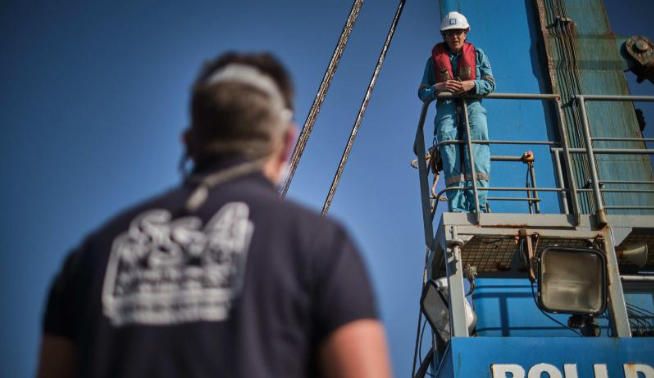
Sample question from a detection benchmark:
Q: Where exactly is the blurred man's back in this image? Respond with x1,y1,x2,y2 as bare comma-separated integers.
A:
37,52,392,378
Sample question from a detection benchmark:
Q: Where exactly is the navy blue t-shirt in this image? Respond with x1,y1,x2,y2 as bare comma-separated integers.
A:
43,163,378,378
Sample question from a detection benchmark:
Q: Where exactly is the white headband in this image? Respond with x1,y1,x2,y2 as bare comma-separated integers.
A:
206,63,292,121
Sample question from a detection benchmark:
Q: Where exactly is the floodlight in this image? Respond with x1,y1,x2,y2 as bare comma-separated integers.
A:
537,247,607,315
421,279,450,341
421,278,476,341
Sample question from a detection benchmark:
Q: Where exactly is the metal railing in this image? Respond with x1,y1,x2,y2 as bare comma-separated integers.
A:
414,92,572,230
413,92,653,353
413,92,654,230
574,94,654,223
489,154,541,213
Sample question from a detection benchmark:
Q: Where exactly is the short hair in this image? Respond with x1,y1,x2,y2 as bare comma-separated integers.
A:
187,52,295,162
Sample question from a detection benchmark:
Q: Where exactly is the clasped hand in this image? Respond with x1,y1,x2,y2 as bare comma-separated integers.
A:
434,80,475,95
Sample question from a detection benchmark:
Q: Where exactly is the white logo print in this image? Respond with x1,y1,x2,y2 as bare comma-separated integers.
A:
102,202,254,326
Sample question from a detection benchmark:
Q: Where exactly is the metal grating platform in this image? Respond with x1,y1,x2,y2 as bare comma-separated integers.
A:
461,235,590,273
460,236,515,272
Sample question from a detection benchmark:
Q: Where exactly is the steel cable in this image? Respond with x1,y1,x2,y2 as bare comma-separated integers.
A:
280,0,364,197
322,0,407,214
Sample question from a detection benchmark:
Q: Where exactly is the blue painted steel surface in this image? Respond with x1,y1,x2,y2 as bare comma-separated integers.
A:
539,0,654,215
436,337,654,378
434,0,654,216
472,278,611,337
623,281,654,337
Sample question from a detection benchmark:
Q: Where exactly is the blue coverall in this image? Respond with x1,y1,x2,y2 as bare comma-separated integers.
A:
418,45,495,212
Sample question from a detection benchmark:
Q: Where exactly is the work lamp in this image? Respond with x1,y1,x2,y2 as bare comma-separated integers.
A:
421,277,476,340
537,247,607,315
421,279,450,341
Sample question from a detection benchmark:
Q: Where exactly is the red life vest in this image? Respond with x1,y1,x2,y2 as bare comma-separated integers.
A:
431,42,476,82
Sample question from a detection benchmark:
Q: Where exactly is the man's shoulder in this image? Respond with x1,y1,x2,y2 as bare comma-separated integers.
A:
288,198,344,228
472,44,489,58
84,175,350,257
232,179,352,251
85,185,188,243
48,185,187,289
255,189,348,238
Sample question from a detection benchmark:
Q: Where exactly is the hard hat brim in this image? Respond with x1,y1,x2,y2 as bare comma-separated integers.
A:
440,25,470,32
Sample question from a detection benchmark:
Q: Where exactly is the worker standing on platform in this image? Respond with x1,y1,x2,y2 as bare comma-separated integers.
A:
418,11,495,213
37,52,392,378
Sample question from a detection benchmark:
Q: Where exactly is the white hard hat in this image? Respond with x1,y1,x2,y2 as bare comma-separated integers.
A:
440,11,470,31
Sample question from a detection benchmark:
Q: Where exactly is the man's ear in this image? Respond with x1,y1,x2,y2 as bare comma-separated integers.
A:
281,125,297,163
182,128,195,159
182,128,192,148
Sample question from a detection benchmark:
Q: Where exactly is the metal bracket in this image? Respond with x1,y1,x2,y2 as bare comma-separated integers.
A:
444,228,469,337
599,228,632,337
519,229,539,281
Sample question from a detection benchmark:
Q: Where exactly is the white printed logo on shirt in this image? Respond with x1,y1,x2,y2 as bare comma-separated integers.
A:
102,202,253,326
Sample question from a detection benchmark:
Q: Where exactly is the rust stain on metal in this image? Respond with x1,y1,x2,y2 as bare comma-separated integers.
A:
489,224,529,228
624,363,637,375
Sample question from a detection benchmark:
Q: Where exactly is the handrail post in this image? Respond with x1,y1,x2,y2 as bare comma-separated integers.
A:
553,149,570,214
446,238,470,337
414,101,436,251
555,98,581,223
528,161,541,214
576,95,608,225
461,100,481,221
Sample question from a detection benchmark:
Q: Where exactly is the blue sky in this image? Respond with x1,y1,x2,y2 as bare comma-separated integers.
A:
1,0,653,376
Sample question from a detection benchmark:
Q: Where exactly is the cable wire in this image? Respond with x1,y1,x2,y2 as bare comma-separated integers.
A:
418,316,428,366
412,245,434,377
411,297,425,377
322,0,407,214
280,0,364,196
